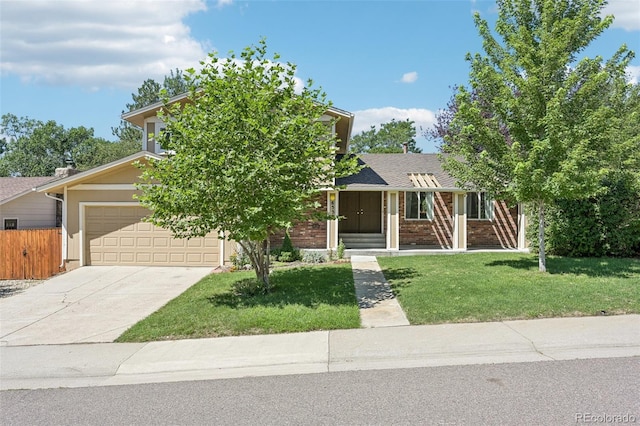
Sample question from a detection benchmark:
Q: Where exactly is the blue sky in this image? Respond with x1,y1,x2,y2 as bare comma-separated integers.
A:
1,0,639,153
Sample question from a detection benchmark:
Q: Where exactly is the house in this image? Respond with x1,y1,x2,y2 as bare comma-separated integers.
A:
0,176,60,230
34,94,352,270
35,94,525,271
277,153,527,252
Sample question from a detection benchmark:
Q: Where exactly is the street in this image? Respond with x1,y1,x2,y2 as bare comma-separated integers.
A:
2,356,638,425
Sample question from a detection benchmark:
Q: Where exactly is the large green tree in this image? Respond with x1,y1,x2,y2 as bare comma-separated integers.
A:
0,114,139,176
437,0,635,271
112,69,188,145
1,114,70,176
136,40,360,290
349,119,421,153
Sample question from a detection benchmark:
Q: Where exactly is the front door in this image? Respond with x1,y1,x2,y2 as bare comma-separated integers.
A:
339,192,381,233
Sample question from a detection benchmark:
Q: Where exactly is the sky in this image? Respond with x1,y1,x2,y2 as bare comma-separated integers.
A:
1,0,639,153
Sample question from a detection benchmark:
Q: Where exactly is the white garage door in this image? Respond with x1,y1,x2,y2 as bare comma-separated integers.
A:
85,206,219,266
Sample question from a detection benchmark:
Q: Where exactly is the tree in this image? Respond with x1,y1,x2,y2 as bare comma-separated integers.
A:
112,69,188,145
72,137,140,170
136,39,360,291
435,0,635,271
0,114,139,176
350,119,421,153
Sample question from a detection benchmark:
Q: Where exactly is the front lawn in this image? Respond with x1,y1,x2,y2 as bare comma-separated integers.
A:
117,263,360,342
377,253,640,324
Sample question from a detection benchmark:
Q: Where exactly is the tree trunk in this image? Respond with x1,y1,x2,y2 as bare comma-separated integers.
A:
261,239,271,292
538,200,547,273
237,239,271,293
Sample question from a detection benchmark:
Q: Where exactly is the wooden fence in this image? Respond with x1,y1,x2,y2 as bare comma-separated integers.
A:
0,228,64,280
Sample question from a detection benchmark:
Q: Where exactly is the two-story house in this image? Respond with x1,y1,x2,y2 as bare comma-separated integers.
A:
36,94,526,270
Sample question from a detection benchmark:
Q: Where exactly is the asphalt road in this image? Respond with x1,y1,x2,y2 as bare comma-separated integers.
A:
2,357,638,425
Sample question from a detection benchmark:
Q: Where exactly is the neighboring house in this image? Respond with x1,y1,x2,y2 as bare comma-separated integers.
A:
0,176,60,230
35,94,525,271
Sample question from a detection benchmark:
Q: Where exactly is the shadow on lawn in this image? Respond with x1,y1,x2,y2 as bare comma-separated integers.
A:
485,256,640,278
207,266,357,309
379,267,419,297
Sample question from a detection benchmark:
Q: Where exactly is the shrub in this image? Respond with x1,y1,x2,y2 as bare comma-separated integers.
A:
281,232,295,253
337,238,346,259
230,249,251,270
278,251,295,262
532,173,640,257
301,250,327,264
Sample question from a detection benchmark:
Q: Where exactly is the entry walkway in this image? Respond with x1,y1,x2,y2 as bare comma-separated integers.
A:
350,255,410,328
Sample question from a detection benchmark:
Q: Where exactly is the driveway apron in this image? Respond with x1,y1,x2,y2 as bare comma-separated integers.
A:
0,266,212,346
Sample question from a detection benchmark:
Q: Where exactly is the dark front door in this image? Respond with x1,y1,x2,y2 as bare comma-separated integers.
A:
339,192,381,233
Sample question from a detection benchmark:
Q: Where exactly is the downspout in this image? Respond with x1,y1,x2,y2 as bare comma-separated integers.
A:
44,192,66,268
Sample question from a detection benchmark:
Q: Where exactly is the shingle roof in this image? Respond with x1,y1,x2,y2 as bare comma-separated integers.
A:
337,153,458,190
0,177,58,205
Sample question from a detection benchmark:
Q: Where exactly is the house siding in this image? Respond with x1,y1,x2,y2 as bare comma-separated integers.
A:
467,201,519,248
399,191,454,248
0,192,57,230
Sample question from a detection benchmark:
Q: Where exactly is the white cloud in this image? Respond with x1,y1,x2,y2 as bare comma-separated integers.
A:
0,0,209,90
352,107,436,136
603,0,640,31
400,71,418,83
627,65,640,84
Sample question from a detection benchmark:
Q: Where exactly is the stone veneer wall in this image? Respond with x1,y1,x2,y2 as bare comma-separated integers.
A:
467,201,519,248
270,195,328,249
398,191,454,248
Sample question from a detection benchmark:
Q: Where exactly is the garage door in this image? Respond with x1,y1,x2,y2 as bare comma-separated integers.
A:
85,206,219,266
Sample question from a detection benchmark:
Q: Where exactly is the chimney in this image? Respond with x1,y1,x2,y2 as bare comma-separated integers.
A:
402,142,408,154
54,163,79,178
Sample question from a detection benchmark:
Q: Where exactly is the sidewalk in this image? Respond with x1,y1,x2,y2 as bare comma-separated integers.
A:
350,255,410,328
2,314,639,390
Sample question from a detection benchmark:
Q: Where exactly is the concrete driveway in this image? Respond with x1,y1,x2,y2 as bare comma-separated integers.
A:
0,266,213,346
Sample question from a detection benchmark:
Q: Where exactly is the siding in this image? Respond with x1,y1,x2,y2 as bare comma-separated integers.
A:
0,192,57,230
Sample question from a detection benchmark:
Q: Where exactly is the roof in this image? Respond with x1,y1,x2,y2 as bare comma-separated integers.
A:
121,91,354,128
0,176,58,205
336,153,459,191
36,151,162,193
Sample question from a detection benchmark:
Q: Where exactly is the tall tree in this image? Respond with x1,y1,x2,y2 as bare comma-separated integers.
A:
350,119,421,153
0,114,87,176
436,0,635,272
112,69,188,145
136,40,360,290
0,113,140,176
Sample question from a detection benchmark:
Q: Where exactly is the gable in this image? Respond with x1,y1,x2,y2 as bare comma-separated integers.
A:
36,152,161,193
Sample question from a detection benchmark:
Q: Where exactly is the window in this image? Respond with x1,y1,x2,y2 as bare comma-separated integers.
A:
467,192,493,220
405,191,434,220
4,218,18,230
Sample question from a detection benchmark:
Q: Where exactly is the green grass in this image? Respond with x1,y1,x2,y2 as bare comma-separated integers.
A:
377,253,640,324
116,263,360,342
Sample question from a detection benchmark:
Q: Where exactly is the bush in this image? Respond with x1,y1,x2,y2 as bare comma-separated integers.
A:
532,173,640,257
272,231,300,262
230,250,251,270
337,238,346,259
301,250,327,263
281,232,295,253
278,251,295,262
